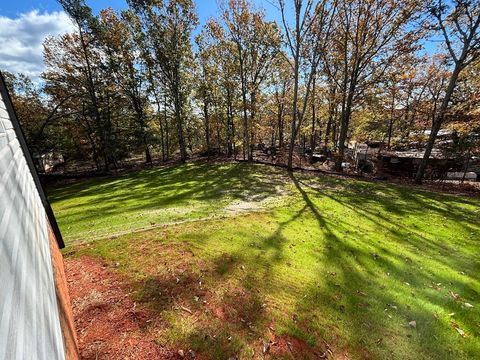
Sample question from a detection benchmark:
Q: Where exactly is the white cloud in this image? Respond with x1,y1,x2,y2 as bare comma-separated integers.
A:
0,10,75,79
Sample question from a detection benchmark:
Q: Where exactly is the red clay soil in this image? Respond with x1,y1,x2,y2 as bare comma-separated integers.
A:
65,256,177,360
65,255,346,359
266,334,328,359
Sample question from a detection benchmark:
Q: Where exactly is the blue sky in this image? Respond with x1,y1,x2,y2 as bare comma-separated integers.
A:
0,0,281,78
0,0,440,79
0,0,281,23
0,0,219,23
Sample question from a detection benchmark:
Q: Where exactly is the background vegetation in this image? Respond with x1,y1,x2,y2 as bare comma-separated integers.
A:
4,0,480,182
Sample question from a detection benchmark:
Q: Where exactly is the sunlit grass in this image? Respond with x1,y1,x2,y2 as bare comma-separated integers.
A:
49,162,290,243
51,162,480,359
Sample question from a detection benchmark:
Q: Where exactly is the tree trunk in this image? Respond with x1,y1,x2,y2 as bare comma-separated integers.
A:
241,92,249,161
78,26,108,171
237,48,249,161
310,75,316,161
287,8,302,171
174,92,187,163
164,94,170,161
387,89,396,151
159,113,165,162
414,65,462,183
248,91,256,161
324,117,331,153
155,98,166,162
203,97,210,152
387,118,394,151
278,104,284,148
288,58,300,170
335,59,359,172
226,88,233,157
335,81,355,171
173,65,187,163
145,142,152,164
332,120,338,151
461,148,471,184
232,114,236,159
83,115,100,171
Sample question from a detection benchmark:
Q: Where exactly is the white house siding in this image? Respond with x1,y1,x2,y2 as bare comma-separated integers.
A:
0,90,65,359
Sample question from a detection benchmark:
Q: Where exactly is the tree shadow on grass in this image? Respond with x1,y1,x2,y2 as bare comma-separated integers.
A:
287,173,480,359
136,196,331,357
130,171,479,359
305,175,480,225
51,162,291,237
73,166,480,359
296,176,480,284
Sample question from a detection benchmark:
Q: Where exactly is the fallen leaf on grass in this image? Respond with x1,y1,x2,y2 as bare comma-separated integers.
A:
180,306,193,314
464,303,474,308
455,327,466,337
449,291,460,300
451,322,467,337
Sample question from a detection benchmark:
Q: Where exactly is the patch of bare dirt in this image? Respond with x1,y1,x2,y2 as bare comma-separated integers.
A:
208,289,265,330
65,256,177,360
262,332,368,360
224,200,261,214
262,333,327,359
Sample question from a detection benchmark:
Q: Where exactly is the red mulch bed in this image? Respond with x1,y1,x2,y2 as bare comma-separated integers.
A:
65,256,177,360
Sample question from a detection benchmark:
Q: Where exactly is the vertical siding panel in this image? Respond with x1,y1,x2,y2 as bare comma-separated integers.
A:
0,80,66,359
0,275,15,360
14,231,27,360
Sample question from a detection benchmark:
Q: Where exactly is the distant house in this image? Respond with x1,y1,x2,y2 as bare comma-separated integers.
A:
446,171,478,181
379,149,457,179
35,151,65,173
0,72,78,359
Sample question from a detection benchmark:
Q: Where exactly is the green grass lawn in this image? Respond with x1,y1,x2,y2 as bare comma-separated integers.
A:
50,162,480,359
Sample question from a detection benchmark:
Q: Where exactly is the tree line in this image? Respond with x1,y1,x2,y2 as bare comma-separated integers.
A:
5,0,480,182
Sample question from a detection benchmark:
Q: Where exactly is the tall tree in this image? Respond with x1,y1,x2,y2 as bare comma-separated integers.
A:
129,0,198,163
98,9,153,163
270,54,292,149
415,0,480,182
58,0,120,170
278,0,336,169
222,0,281,161
195,32,217,153
324,0,420,171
